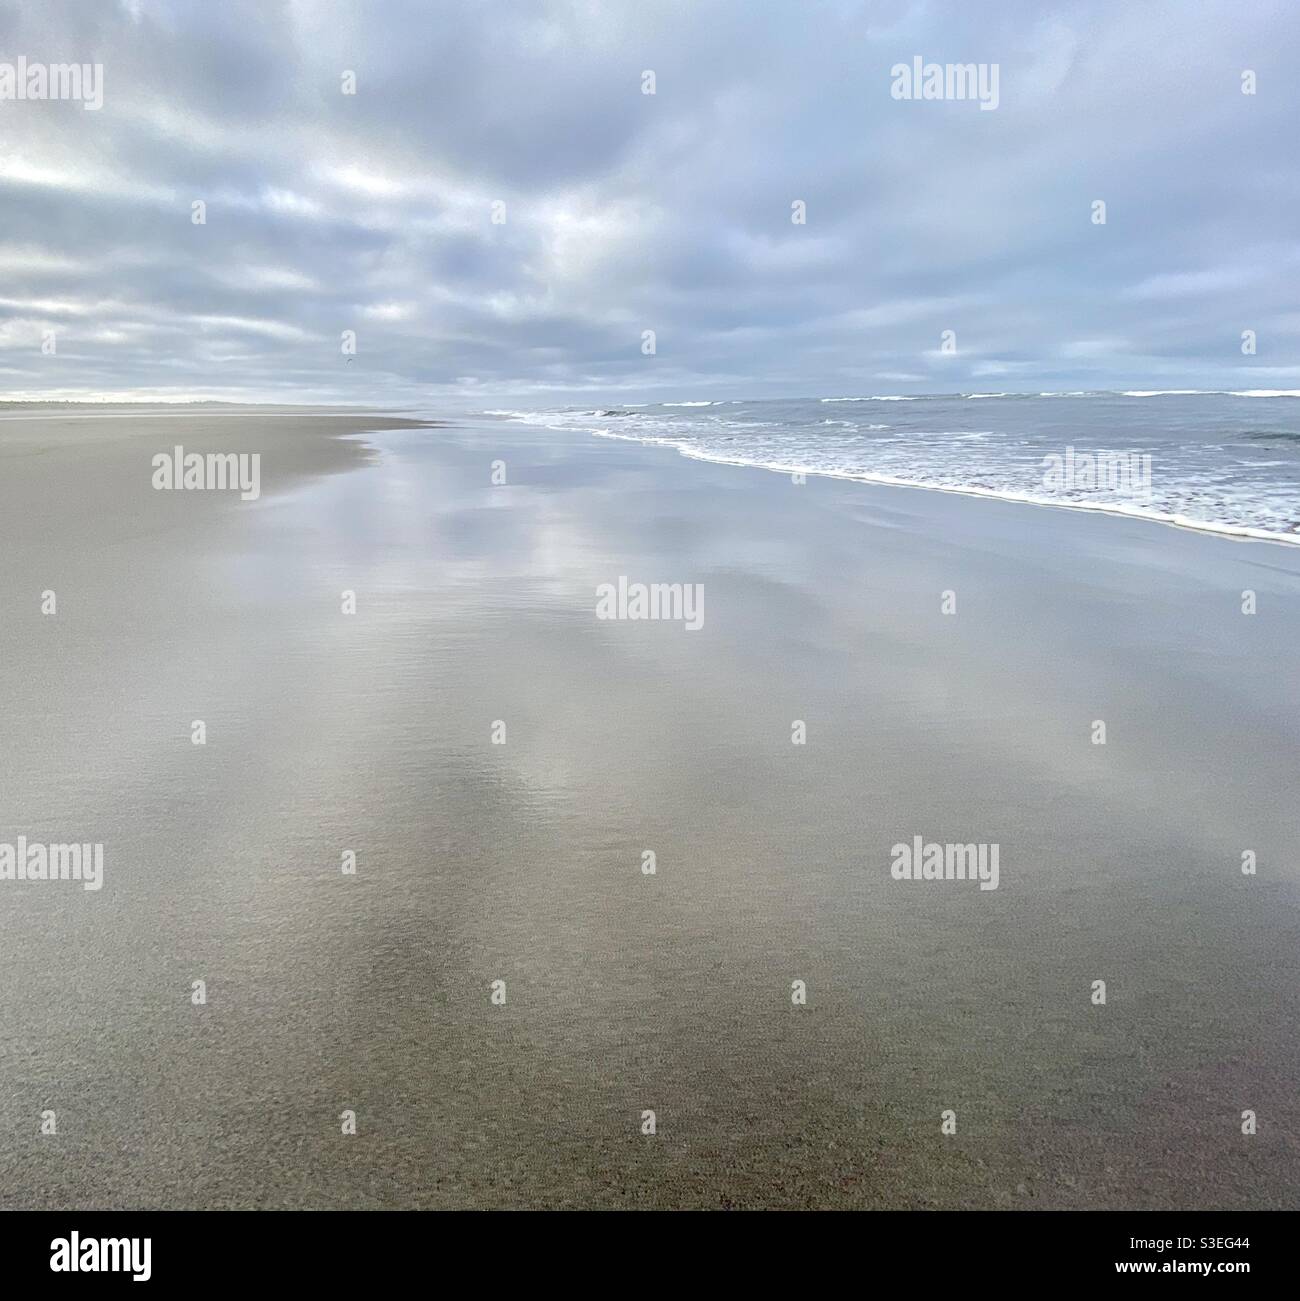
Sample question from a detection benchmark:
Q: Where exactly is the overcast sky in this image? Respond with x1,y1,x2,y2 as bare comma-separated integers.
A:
0,0,1296,405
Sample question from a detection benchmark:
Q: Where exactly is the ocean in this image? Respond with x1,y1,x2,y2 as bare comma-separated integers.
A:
485,391,1300,543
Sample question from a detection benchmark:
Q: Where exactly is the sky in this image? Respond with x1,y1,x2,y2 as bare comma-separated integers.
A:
0,0,1297,406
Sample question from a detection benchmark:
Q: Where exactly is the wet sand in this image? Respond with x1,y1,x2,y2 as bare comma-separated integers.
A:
1,408,1297,1208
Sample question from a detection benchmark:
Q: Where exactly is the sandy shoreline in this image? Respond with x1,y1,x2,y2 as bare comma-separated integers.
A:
595,432,1300,547
1,409,1297,1209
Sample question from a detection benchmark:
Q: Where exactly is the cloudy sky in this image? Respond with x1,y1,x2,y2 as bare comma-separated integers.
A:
0,0,1297,405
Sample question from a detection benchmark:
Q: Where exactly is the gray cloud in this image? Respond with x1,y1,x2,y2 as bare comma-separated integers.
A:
0,0,1297,403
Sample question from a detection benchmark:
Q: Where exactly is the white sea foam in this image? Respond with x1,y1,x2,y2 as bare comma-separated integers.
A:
598,435,1300,545
1122,388,1300,398
481,395,1300,545
820,394,920,402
